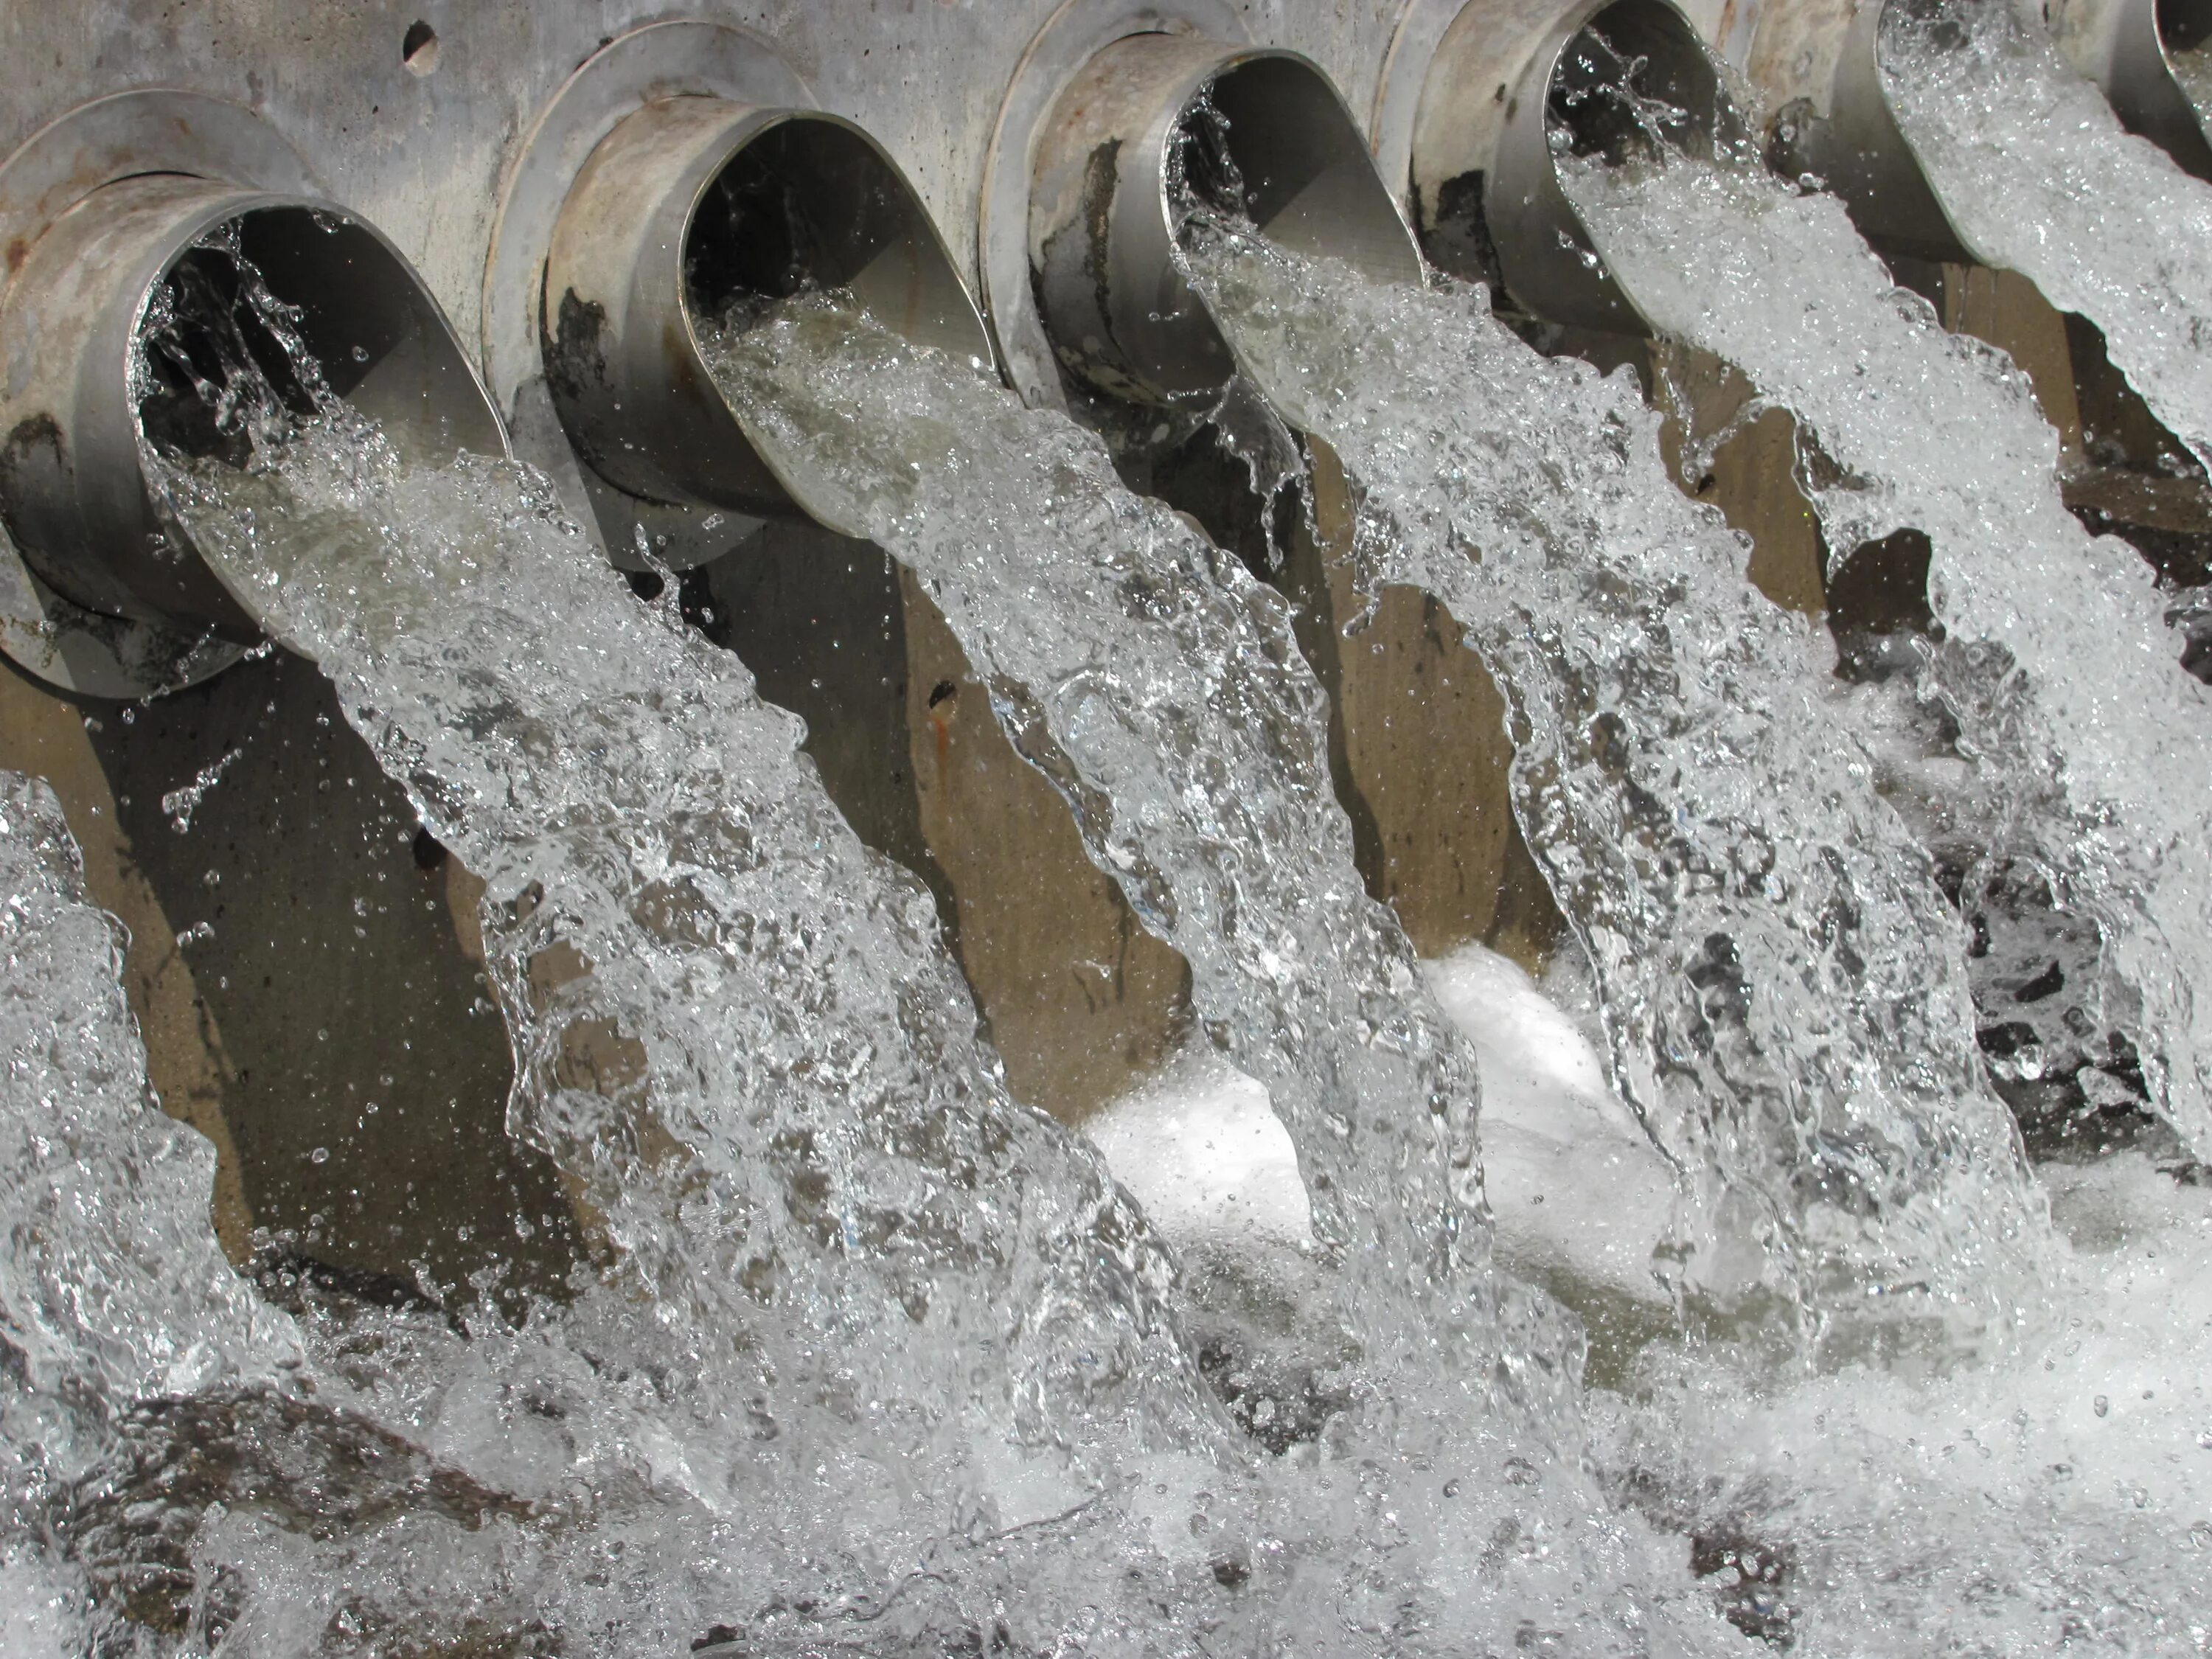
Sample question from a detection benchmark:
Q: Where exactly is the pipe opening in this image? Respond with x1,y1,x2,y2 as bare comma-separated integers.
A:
138,237,319,471
1173,56,1416,282
1548,0,1740,169
2158,0,2212,131
2158,0,2212,52
1027,35,1417,411
0,181,501,648
1407,0,1747,332
142,210,500,471
682,117,977,358
539,99,987,535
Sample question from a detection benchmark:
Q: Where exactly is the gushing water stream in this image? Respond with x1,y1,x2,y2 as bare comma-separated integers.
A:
1182,226,2045,1352
700,295,1728,1652
1558,136,2212,1165
1178,99,2212,1657
52,232,1738,1653
1880,0,2212,462
0,771,297,1652
15,41,2212,1636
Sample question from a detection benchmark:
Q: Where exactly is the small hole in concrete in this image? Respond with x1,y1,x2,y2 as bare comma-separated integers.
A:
402,21,440,75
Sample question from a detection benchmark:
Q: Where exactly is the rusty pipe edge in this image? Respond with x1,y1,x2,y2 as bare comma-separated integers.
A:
0,173,506,648
539,97,990,540
2047,0,2212,177
1750,0,1974,261
1403,0,1751,335
1028,32,1422,408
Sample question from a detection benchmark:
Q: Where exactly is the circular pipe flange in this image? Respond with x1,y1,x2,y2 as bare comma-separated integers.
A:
1015,24,1422,411
0,174,507,686
1400,0,1752,334
980,0,1250,408
0,91,319,698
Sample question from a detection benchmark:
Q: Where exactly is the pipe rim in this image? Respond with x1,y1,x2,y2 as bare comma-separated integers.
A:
1478,0,1749,333
1020,28,1421,409
0,90,317,698
0,178,509,688
1372,0,1485,215
481,21,813,425
2099,0,2212,178
979,0,1248,409
538,94,990,543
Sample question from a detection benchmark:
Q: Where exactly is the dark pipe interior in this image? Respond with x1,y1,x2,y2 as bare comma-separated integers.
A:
1169,55,1419,291
1186,58,1347,231
138,236,318,467
1549,0,1736,166
139,207,447,462
684,119,922,325
2161,0,2212,53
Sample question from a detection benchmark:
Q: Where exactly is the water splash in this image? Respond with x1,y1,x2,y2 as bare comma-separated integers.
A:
702,296,1728,1653
1182,226,2045,1356
0,770,299,1652
115,229,1736,1652
1596,1152,2212,1654
1881,0,2212,463
1559,138,2212,1168
130,229,1270,1652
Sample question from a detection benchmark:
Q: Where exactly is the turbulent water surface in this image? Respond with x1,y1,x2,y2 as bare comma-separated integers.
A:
15,46,2212,1638
1560,144,2212,1164
12,231,1747,1654
1882,0,2212,462
0,771,299,1652
1183,108,2212,1654
703,294,1724,1652
1184,226,2043,1352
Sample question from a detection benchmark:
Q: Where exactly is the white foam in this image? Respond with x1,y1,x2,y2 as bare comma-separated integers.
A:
1088,944,1674,1307
1083,1046,1315,1260
1427,945,1674,1304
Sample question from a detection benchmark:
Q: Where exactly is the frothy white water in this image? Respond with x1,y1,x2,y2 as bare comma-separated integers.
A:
129,248,1270,1649
1597,1152,2212,1654
1882,0,2212,462
1425,946,1675,1310
1560,148,2212,1159
703,297,1731,1652
1185,229,2046,1352
1183,187,2212,1659
105,237,1739,1652
0,771,297,1653
1087,945,1672,1316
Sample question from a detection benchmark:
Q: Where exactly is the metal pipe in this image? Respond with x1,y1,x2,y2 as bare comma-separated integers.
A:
1388,0,1753,335
1752,0,1974,261
536,94,990,540
1021,30,1422,407
2048,0,2212,177
0,170,504,654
